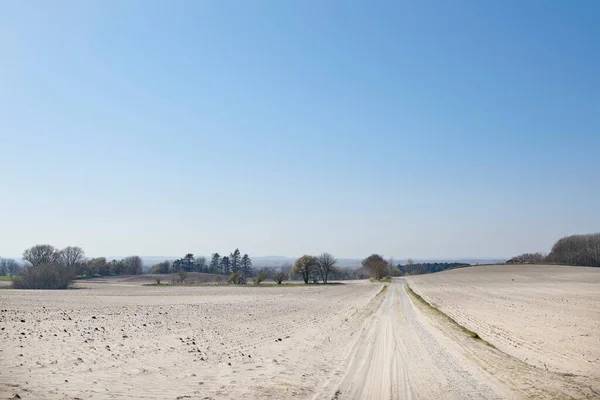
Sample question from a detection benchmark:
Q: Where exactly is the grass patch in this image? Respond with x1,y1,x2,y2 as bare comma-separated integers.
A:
404,284,495,348
377,284,389,295
370,276,391,283
0,276,18,281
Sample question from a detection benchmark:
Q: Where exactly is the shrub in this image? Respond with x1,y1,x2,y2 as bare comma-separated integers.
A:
272,271,287,284
13,263,75,289
252,270,269,284
155,276,161,284
506,253,546,264
228,272,246,285
177,270,188,283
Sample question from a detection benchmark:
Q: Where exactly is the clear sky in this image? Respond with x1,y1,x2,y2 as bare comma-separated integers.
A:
1,1,599,259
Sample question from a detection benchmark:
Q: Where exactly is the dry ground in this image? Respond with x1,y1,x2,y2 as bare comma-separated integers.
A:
407,264,600,397
1,265,599,399
0,279,382,399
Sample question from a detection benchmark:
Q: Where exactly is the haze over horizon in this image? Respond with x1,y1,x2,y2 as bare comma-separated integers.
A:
2,1,599,259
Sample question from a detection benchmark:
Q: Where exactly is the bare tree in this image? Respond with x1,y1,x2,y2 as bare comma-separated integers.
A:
0,258,19,276
123,256,143,275
292,255,318,284
177,269,188,283
281,262,293,278
195,256,207,272
545,232,600,267
316,253,337,283
362,254,389,280
272,271,287,284
506,253,546,264
23,245,60,266
59,246,85,267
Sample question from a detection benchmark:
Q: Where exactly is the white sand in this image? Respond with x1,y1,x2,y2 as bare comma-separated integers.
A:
0,280,381,399
408,265,600,394
2,266,598,399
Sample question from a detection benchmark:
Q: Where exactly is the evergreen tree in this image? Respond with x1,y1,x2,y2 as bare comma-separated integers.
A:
230,248,241,273
183,253,195,272
220,256,231,275
240,254,253,278
210,253,221,273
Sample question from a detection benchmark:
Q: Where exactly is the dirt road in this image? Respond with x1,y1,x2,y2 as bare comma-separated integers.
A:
336,278,508,399
333,277,594,400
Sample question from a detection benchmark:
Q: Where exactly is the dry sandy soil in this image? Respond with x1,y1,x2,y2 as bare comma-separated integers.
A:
407,264,600,398
1,265,599,399
0,280,383,400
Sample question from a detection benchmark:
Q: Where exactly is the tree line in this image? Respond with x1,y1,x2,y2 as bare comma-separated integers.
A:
1,244,144,289
396,262,470,276
508,233,600,267
150,249,255,278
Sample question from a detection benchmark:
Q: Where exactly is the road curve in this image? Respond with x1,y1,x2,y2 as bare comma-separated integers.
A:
336,278,511,400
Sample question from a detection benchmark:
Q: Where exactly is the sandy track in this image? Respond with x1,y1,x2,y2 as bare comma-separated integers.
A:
334,279,509,400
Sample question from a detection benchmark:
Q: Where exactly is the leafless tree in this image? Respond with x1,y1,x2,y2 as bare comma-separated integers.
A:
546,233,600,267
59,246,85,267
281,262,293,278
316,253,337,283
177,270,188,283
387,257,396,276
506,253,545,264
292,255,318,284
272,271,287,284
195,256,207,272
123,256,143,275
22,245,60,266
0,258,20,276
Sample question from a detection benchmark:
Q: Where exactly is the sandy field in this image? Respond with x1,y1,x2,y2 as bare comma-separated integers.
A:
2,266,599,399
0,280,382,400
408,265,600,396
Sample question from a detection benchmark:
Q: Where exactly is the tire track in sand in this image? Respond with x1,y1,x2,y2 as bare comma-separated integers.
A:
334,278,510,400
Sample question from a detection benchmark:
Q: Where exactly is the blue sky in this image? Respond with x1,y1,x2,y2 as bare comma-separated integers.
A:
1,1,599,259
